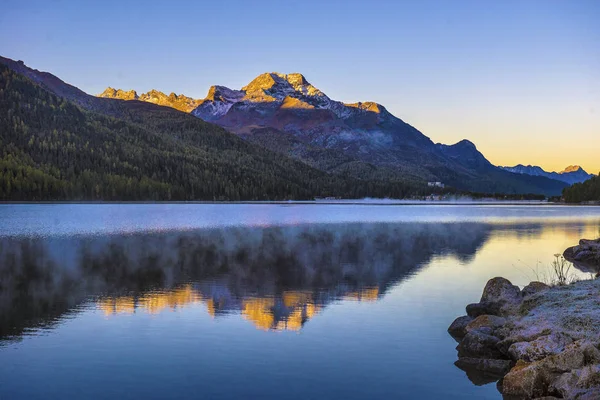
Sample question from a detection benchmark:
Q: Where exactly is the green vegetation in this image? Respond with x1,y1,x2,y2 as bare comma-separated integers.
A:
562,174,600,203
0,64,423,201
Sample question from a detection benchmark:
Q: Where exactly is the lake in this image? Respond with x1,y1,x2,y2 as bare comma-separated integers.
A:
1,203,599,399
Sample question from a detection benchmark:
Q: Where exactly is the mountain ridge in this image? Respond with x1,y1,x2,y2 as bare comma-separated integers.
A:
0,56,570,197
98,87,202,112
96,70,569,196
500,164,594,185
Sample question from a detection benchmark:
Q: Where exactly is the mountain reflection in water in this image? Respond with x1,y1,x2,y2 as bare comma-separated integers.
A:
0,222,491,341
1,221,597,342
97,285,379,331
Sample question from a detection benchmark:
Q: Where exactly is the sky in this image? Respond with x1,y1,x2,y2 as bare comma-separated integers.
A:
1,0,599,173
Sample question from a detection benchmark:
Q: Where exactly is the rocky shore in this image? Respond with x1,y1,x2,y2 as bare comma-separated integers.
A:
449,276,600,399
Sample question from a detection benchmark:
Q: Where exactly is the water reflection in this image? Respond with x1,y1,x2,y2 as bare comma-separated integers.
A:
0,222,492,341
97,285,379,331
0,221,598,342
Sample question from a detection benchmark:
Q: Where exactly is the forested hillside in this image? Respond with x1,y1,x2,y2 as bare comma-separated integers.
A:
562,175,600,203
0,64,421,201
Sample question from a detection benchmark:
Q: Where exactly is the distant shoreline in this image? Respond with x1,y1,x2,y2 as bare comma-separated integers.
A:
1,200,598,206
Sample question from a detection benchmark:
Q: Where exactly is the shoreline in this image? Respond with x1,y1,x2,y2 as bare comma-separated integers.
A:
1,200,597,206
449,269,600,398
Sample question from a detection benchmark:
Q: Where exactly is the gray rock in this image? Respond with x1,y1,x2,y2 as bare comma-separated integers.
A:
541,340,598,373
501,360,548,398
509,333,573,362
457,330,504,359
455,357,514,375
549,365,600,399
576,388,600,400
448,315,473,339
481,277,521,304
465,314,507,335
522,281,550,297
466,301,501,317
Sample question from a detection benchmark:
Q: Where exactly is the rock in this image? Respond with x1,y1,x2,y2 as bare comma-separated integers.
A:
564,238,600,267
455,357,514,376
470,277,523,316
465,315,506,335
549,370,580,398
448,315,473,339
466,301,501,317
577,364,600,388
481,277,521,304
549,365,600,399
502,360,549,398
541,341,599,373
456,330,504,359
497,327,553,356
508,333,573,362
575,387,600,400
522,281,550,297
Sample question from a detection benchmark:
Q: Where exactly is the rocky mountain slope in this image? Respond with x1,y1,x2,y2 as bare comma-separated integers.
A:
188,72,567,195
94,71,570,195
99,87,202,113
501,164,595,185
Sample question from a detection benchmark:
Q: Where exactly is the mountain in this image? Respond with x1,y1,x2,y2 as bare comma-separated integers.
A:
99,87,202,113
500,164,594,185
0,57,422,201
0,56,568,197
188,72,567,195
91,71,568,195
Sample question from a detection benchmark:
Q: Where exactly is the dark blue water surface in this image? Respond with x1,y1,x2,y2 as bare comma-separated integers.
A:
1,203,599,399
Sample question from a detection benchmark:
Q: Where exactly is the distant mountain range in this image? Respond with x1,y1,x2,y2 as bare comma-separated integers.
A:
500,164,594,185
0,55,574,199
99,72,568,196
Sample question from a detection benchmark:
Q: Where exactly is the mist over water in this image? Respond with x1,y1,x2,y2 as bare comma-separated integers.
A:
1,204,599,399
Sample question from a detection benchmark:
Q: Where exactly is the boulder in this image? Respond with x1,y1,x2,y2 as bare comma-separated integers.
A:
481,277,521,304
468,277,523,316
465,315,507,335
501,360,549,398
466,301,501,317
457,330,504,359
541,341,600,373
564,238,600,268
522,281,550,297
508,333,573,362
455,357,513,376
548,365,600,399
448,315,473,339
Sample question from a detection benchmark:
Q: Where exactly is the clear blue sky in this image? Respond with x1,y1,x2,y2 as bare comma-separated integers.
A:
2,0,599,173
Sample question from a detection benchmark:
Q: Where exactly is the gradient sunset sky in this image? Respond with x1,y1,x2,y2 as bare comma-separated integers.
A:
2,0,598,173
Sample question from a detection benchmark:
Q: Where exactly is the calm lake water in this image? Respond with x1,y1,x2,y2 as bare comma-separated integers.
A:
1,203,600,399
